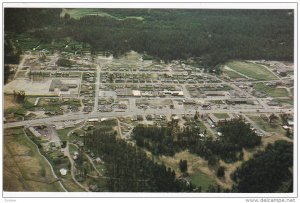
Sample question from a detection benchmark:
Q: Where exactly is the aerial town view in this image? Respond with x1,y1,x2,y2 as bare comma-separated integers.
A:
3,7,295,195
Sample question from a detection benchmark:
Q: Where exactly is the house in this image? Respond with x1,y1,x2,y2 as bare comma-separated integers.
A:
277,70,287,77
59,168,67,176
287,119,294,126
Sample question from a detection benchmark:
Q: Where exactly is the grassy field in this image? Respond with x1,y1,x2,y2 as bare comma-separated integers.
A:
4,128,64,192
214,113,230,119
222,67,247,79
157,151,216,191
57,127,84,143
225,61,278,80
254,83,289,98
247,115,286,135
273,98,294,105
61,8,144,21
68,143,79,155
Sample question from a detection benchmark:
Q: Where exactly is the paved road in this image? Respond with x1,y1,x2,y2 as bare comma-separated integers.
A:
65,143,89,192
93,64,101,112
4,106,292,129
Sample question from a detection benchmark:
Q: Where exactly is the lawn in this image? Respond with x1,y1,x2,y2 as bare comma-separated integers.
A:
4,128,64,192
225,61,278,80
254,83,289,98
190,173,216,191
247,115,286,135
68,143,79,155
57,127,76,141
57,127,84,144
214,113,230,119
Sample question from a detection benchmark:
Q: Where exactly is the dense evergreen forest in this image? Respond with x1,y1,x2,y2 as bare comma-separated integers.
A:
84,130,197,192
5,8,294,68
232,140,293,193
133,118,261,164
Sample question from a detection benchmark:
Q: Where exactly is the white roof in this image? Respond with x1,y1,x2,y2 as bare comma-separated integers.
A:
60,168,67,176
88,118,99,122
132,90,141,96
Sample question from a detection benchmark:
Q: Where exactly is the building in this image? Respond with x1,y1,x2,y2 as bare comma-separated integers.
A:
204,91,227,97
277,70,287,77
226,98,255,105
59,168,67,176
183,99,196,105
132,90,141,97
116,88,132,97
49,79,78,92
88,118,99,122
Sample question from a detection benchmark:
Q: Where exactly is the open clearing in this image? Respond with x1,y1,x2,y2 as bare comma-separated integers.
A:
61,8,144,21
4,128,63,192
157,151,217,191
4,94,20,110
254,83,290,98
4,78,80,96
225,61,278,80
213,113,230,119
247,115,286,135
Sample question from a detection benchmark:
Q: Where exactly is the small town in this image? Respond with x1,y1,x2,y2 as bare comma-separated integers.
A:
3,6,295,197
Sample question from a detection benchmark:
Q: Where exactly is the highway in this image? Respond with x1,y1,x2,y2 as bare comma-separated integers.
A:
4,106,292,129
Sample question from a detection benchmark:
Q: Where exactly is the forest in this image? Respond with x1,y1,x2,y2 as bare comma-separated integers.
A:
4,8,294,68
132,118,262,164
84,130,197,192
232,140,293,193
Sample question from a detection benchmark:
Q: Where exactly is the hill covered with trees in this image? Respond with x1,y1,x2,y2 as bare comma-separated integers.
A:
84,130,197,192
5,8,294,68
232,140,293,193
132,118,262,164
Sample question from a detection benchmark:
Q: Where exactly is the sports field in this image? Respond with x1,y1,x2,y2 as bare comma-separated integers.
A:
224,61,278,80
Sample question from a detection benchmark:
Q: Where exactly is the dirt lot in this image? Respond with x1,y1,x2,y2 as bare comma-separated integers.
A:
4,94,20,110
4,78,80,96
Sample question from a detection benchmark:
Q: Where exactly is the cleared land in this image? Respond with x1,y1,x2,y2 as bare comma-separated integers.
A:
157,151,216,191
273,98,293,106
254,83,289,98
4,128,64,192
247,115,286,135
213,113,230,119
61,8,144,21
225,61,278,80
4,94,20,110
4,78,80,96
